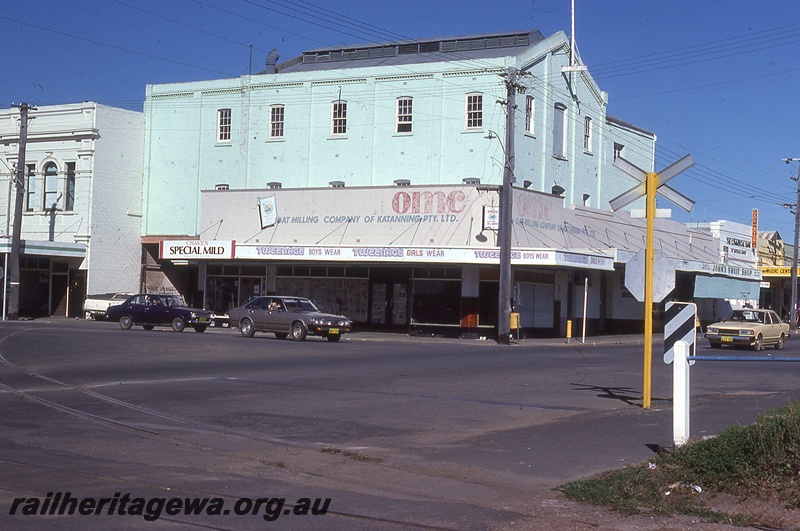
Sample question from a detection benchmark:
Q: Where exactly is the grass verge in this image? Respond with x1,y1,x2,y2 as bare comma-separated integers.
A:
558,400,800,527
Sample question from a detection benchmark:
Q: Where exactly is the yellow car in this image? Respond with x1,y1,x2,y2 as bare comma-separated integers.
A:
704,309,789,351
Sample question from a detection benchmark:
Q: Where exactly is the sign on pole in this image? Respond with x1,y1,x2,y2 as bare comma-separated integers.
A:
610,154,695,410
664,302,697,364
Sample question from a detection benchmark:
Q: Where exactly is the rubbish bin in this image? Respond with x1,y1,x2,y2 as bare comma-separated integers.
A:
510,312,520,330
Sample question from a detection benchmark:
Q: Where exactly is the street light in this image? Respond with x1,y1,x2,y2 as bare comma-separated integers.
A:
783,157,800,332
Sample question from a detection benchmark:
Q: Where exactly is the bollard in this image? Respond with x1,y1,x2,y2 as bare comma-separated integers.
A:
673,340,690,446
566,319,572,344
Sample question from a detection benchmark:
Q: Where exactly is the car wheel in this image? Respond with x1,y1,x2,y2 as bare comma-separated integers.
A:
274,332,288,340
752,334,763,351
291,321,307,341
775,334,786,350
240,319,255,338
193,325,207,333
171,317,186,332
119,316,133,330
327,334,341,342
143,325,154,331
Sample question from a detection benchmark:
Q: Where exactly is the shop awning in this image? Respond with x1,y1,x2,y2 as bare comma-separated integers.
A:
693,274,761,300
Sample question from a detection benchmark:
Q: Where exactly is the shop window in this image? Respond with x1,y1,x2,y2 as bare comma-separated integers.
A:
410,279,461,325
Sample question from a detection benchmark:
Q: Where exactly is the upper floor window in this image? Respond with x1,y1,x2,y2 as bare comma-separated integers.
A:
217,108,231,143
613,142,624,160
583,116,593,152
269,105,284,139
65,162,76,211
525,95,534,133
25,164,35,212
43,162,58,210
396,97,412,133
553,103,567,158
466,93,483,129
331,100,347,136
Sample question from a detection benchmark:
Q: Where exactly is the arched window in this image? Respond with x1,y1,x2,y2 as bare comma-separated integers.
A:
43,162,58,210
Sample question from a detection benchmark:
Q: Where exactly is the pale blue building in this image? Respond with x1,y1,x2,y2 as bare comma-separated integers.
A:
141,29,681,336
143,29,654,239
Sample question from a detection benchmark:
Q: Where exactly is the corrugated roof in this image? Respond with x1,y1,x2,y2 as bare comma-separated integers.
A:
276,30,544,73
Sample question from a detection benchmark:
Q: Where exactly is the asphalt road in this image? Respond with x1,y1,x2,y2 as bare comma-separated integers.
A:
1,319,799,530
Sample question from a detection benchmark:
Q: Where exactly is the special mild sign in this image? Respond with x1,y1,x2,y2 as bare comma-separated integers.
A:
160,240,235,260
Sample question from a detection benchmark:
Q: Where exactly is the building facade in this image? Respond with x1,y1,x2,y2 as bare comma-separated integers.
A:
0,103,143,317
139,29,759,336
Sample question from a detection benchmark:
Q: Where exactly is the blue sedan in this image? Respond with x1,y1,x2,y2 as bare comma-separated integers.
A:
106,294,213,333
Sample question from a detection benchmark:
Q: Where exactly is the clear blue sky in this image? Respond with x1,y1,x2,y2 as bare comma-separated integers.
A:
3,0,800,241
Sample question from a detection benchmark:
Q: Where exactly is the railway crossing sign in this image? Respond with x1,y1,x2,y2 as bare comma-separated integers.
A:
610,155,695,212
609,154,695,409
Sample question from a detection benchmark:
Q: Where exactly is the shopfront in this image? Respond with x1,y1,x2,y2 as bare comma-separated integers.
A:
147,184,758,338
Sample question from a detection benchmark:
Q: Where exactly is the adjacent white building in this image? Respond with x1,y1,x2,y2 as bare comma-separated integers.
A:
0,103,143,317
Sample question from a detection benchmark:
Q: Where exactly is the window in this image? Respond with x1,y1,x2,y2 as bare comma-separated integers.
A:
396,97,412,133
553,103,567,158
65,162,76,211
466,93,483,129
269,105,284,139
331,100,347,136
217,108,231,143
25,164,35,212
525,95,534,133
43,162,59,210
583,116,593,152
614,142,624,160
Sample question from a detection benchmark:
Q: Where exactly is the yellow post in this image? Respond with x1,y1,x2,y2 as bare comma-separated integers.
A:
643,171,657,409
566,319,572,343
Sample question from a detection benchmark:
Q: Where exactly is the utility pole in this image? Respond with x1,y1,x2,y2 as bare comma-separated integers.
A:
497,67,518,345
8,102,34,320
783,158,800,331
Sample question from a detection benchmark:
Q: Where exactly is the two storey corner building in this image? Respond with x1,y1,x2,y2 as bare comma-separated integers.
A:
143,29,655,240
0,103,143,318
142,29,759,338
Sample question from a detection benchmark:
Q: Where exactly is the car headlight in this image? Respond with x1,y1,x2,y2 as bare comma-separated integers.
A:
190,312,197,319
310,317,324,325
740,329,754,336
339,320,350,327
707,327,718,334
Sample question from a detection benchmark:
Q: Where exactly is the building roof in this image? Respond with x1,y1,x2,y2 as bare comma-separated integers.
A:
276,30,545,73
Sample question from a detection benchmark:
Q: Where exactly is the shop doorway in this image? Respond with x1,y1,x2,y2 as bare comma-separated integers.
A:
68,270,86,318
370,281,408,326
238,277,262,305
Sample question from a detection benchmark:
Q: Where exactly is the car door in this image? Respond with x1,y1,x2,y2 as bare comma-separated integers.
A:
125,295,148,324
144,295,171,325
266,297,292,333
766,311,780,341
247,297,269,330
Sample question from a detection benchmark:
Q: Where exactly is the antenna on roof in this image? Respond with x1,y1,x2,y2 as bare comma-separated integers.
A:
562,0,587,73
